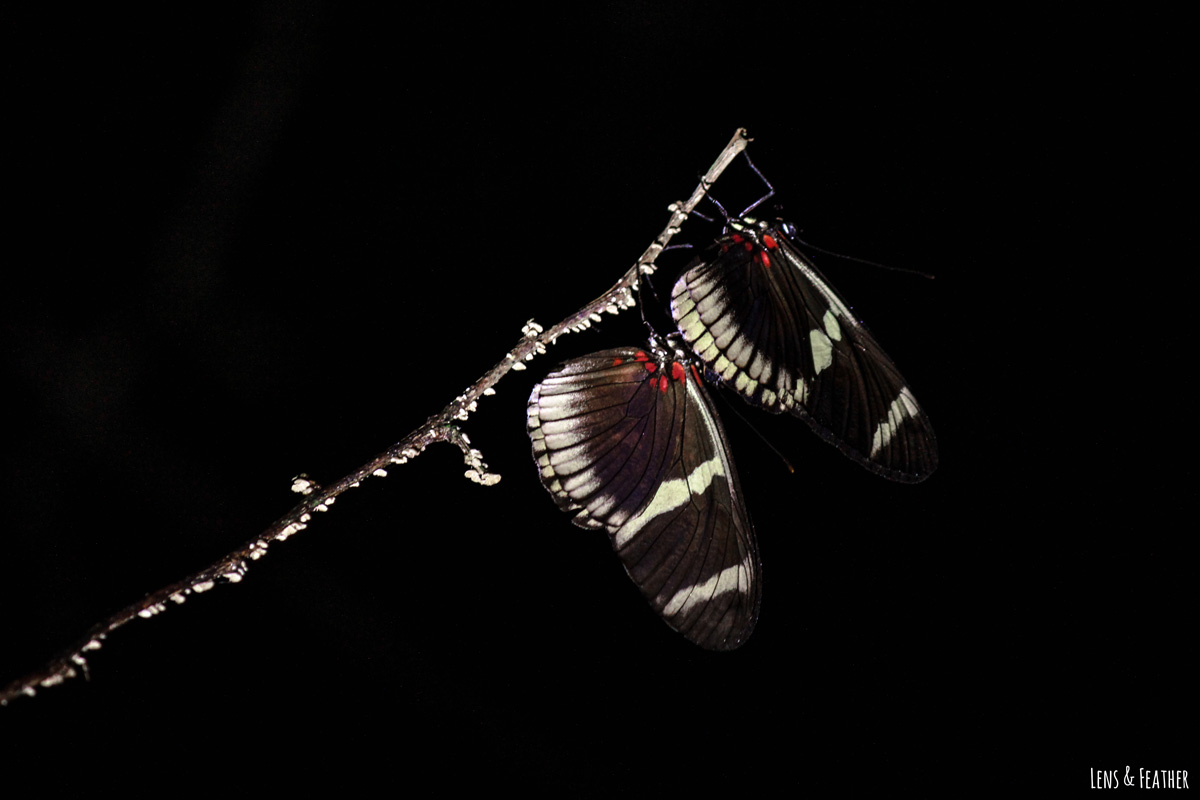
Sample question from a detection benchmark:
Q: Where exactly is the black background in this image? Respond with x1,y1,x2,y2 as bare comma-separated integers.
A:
3,4,1192,793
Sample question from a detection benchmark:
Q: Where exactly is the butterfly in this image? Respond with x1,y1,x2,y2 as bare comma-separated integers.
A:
527,337,760,650
671,217,938,483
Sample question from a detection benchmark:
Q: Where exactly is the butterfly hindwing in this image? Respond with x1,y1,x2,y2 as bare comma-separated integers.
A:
671,219,938,482
528,345,760,650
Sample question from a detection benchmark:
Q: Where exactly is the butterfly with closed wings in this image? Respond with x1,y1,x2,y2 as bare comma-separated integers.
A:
527,335,760,651
671,216,937,483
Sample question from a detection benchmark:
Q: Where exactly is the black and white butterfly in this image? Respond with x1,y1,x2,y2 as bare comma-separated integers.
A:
671,217,938,483
527,336,760,650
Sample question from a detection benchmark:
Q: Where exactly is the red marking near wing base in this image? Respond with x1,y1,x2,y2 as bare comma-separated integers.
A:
659,374,669,393
731,234,744,244
613,357,623,366
691,364,703,386
644,362,657,373
671,361,686,382
634,351,649,362
762,233,778,249
759,249,771,268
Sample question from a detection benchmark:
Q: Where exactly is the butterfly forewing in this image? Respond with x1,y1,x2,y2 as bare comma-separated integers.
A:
671,220,938,482
528,346,760,650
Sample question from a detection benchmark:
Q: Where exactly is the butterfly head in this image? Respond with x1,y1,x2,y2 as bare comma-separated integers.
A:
642,329,697,367
724,216,792,247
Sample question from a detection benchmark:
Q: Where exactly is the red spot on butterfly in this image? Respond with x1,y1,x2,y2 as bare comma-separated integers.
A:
743,241,754,252
762,234,778,249
759,250,771,268
613,357,623,366
731,234,744,244
645,362,657,373
634,351,649,362
671,361,686,382
659,374,669,393
691,364,703,386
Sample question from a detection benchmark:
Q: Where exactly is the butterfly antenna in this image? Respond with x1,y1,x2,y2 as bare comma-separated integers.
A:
788,228,936,281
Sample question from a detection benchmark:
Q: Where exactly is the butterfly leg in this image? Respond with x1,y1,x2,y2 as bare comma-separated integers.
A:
737,151,776,218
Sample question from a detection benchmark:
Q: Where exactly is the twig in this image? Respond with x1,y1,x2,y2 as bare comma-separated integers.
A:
0,128,752,706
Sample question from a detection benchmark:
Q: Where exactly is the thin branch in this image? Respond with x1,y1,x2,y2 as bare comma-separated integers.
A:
0,128,752,706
